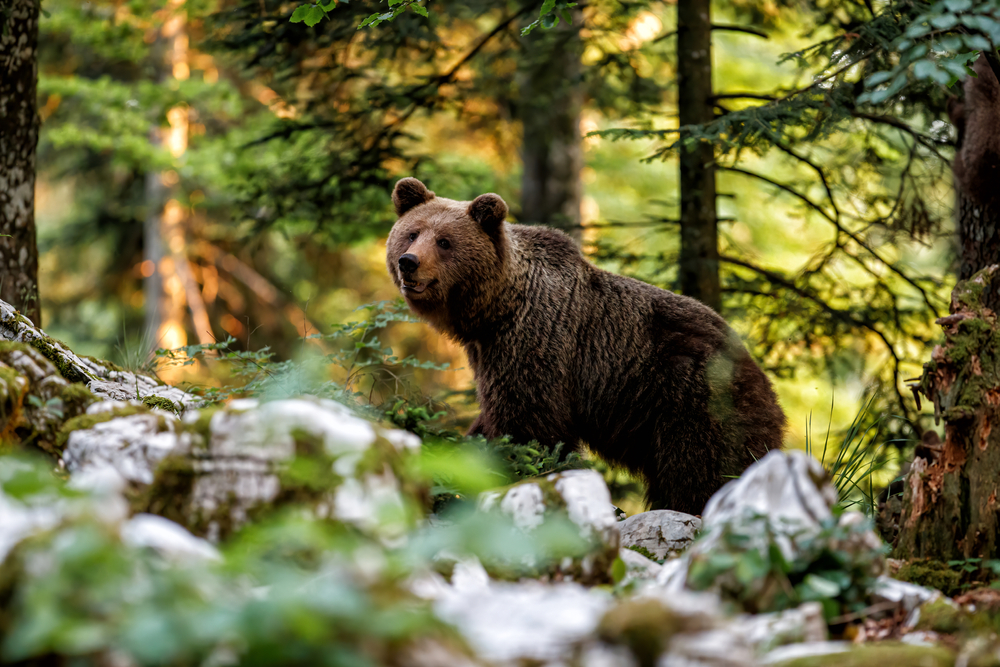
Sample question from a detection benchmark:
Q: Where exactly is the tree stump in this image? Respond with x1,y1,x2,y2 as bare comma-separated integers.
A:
895,265,1000,559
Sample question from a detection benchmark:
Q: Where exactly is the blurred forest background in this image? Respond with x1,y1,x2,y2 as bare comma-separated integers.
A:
29,0,977,505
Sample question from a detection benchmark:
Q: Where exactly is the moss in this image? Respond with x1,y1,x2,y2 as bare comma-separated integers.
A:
0,365,26,449
80,354,125,374
24,336,93,385
142,395,179,414
895,560,963,597
770,643,954,667
179,405,221,451
626,544,658,561
54,405,149,451
916,598,965,634
130,454,200,532
58,383,96,415
598,598,691,667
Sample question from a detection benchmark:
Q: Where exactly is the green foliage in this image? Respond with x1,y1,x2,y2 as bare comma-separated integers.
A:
686,513,887,619
146,300,588,512
521,0,577,35
0,452,602,664
859,0,1000,103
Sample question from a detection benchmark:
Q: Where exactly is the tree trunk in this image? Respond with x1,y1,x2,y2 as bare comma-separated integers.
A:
0,0,42,327
677,0,719,312
518,16,583,243
893,54,1000,560
954,55,1000,311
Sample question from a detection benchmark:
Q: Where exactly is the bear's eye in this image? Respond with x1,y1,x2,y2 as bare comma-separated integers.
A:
437,239,451,250
408,232,418,242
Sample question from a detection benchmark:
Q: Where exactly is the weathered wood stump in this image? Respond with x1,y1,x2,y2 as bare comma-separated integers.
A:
896,265,1000,559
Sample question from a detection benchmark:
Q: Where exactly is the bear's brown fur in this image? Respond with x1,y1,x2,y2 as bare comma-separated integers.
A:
949,55,1000,208
386,177,786,514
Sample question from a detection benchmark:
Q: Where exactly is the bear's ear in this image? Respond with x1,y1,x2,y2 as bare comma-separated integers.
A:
392,178,435,216
468,193,508,236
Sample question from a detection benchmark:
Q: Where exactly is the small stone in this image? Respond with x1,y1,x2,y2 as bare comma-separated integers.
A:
735,602,828,654
870,576,940,627
618,510,701,560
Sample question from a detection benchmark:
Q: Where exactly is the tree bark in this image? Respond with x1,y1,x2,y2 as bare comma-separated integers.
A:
895,268,1000,560
677,0,719,312
893,54,1000,560
518,16,583,243
0,0,42,327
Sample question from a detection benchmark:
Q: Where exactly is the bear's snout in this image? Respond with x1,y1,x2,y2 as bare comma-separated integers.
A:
398,253,420,274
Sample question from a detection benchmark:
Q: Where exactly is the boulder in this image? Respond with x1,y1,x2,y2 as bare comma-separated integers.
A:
618,509,701,560
62,402,181,484
735,602,828,653
657,450,885,618
131,396,424,542
0,299,195,410
422,559,753,667
479,469,620,583
0,342,96,455
120,513,220,561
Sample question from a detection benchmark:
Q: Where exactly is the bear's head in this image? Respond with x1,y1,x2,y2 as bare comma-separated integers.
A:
386,177,509,332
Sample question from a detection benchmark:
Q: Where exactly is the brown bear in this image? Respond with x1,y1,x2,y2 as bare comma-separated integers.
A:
386,177,786,514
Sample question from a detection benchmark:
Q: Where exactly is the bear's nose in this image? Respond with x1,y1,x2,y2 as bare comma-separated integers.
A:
398,253,420,273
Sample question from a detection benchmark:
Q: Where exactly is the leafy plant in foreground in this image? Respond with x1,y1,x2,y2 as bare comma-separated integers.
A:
687,512,887,619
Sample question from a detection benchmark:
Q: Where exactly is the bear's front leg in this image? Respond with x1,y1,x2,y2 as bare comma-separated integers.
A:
466,413,496,438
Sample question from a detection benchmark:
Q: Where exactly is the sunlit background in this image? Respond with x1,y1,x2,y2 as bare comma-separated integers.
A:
35,0,957,511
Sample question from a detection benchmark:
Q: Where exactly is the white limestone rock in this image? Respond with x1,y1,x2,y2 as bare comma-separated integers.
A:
63,406,181,484
120,513,220,561
0,298,199,409
619,510,701,560
735,602,828,654
131,396,422,542
659,628,756,667
479,468,620,583
655,450,884,597
870,575,940,628
434,579,613,664
620,547,664,581
760,642,850,665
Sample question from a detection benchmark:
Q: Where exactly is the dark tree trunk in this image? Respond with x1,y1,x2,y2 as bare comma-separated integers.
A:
518,16,583,243
0,0,42,326
894,55,1000,560
677,0,720,312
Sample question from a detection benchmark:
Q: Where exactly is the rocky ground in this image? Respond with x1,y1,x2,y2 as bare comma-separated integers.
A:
0,298,997,667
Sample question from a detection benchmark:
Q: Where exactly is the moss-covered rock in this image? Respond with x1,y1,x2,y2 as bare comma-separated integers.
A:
55,404,150,452
597,598,701,666
769,643,954,667
0,343,98,456
626,544,658,561
478,469,620,584
141,395,179,414
132,397,427,542
896,560,964,597
916,598,966,634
